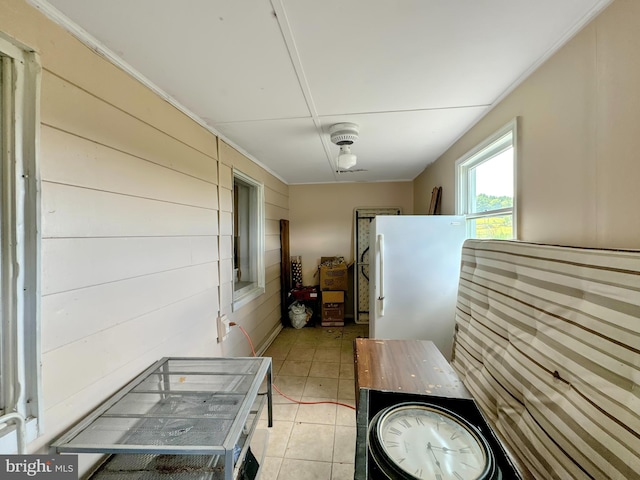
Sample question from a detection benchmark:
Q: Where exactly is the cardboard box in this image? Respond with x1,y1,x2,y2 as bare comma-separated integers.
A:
322,291,344,303
321,290,345,326
321,303,344,326
319,257,349,291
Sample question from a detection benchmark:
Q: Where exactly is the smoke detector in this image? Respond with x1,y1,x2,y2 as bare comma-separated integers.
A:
329,123,359,145
329,123,359,169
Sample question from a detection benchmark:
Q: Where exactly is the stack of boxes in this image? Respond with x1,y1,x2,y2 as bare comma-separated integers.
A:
318,257,348,327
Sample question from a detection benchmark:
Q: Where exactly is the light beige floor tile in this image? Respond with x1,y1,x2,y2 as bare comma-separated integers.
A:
309,361,340,379
249,428,270,458
270,336,297,348
313,347,341,363
294,398,337,425
303,377,339,398
331,462,355,480
277,459,332,480
320,327,343,337
286,346,316,362
264,344,291,360
260,456,282,479
342,328,366,341
340,349,355,364
337,377,356,401
294,336,319,346
341,340,356,352
315,335,343,347
339,362,354,379
333,426,357,463
272,358,284,375
284,423,335,462
273,376,306,402
279,360,312,377
260,402,299,423
336,405,357,427
258,420,293,457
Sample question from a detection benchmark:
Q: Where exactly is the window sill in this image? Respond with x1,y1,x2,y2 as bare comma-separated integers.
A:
233,284,265,311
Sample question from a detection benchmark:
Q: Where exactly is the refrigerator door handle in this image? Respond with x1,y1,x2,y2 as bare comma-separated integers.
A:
377,234,385,316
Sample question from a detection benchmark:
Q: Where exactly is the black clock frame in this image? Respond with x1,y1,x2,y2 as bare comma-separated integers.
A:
368,402,498,480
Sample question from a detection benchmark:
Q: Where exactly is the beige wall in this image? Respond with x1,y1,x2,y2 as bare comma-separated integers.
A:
0,0,287,460
414,0,640,249
289,182,413,285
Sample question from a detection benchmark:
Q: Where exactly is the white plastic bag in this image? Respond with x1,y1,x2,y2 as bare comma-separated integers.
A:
289,301,311,329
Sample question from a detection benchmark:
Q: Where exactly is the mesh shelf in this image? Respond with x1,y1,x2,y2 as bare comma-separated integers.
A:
50,357,272,480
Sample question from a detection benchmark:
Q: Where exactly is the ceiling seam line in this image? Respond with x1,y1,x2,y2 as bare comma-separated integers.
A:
270,0,341,179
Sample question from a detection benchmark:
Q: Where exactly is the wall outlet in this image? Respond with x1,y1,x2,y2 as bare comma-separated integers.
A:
217,315,231,343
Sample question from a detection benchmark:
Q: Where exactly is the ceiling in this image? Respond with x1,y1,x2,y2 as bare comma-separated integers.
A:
32,0,610,185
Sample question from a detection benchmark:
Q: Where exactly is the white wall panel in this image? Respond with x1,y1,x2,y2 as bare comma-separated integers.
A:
219,258,233,285
219,235,233,261
219,211,233,236
190,236,219,264
42,263,219,353
42,182,218,238
41,126,218,209
42,236,217,295
42,288,218,410
36,311,221,453
219,187,232,212
41,72,218,183
219,282,233,316
218,163,232,189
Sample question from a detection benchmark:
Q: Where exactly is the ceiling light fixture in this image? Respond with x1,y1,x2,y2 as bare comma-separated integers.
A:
337,145,357,170
330,123,359,170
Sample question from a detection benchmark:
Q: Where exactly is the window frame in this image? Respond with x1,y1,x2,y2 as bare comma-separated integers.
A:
455,118,518,240
0,33,42,451
232,169,265,311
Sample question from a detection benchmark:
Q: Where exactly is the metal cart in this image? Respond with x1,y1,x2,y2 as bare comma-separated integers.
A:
50,357,273,480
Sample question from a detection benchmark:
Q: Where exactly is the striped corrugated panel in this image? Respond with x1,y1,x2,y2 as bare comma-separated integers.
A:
451,239,640,480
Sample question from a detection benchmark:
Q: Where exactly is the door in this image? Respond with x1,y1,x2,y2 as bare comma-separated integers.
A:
353,207,401,324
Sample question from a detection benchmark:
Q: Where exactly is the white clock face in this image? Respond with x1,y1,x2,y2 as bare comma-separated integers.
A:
375,404,489,480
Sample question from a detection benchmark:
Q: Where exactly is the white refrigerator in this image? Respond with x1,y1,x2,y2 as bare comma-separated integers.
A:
369,215,466,360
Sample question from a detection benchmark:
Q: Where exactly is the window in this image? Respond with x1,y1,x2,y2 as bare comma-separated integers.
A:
0,33,41,450
232,170,264,309
456,119,517,239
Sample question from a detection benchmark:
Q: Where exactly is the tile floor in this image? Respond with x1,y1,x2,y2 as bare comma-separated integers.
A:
253,320,368,480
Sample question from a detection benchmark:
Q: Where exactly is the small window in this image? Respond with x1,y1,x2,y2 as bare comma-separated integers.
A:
233,170,264,309
0,33,41,450
456,119,517,239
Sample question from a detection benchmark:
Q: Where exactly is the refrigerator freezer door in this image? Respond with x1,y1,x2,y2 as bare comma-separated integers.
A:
369,216,466,360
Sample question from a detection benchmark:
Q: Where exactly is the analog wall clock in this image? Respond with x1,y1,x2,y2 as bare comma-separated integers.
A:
368,402,501,480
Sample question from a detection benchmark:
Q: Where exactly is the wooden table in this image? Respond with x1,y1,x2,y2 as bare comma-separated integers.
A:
353,338,471,408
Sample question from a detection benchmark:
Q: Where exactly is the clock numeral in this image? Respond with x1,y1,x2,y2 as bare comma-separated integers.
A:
400,418,412,429
459,447,471,454
450,432,459,441
398,457,406,464
462,461,479,470
415,416,425,426
386,441,400,447
389,427,402,436
435,474,443,480
414,468,423,477
453,471,464,480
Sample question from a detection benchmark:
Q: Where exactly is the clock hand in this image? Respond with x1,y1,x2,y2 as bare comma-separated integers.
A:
431,445,457,454
426,442,444,473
